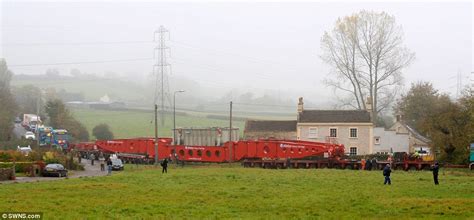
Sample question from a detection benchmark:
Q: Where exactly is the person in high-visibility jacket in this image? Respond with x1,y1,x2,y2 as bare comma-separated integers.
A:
361,159,366,170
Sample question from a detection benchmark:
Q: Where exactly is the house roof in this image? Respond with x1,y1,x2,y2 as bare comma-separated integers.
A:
244,120,297,132
298,110,371,123
404,124,431,143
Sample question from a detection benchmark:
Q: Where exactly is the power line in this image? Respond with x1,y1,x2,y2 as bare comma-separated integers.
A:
12,76,130,86
2,40,153,47
9,58,153,67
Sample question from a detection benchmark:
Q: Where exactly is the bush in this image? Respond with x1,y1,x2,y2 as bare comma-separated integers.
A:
92,123,114,140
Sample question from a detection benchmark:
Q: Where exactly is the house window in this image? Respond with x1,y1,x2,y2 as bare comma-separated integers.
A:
308,127,318,138
375,137,380,145
329,128,337,137
349,128,358,138
350,147,357,156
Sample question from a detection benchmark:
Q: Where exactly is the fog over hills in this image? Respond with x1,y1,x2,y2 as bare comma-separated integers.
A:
2,1,472,113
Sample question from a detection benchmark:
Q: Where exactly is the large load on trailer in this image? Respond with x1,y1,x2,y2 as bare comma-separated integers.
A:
71,138,344,164
173,127,239,146
71,137,434,170
22,114,41,132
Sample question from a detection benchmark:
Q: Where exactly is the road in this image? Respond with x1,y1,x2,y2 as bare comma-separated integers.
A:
1,159,108,184
13,123,27,139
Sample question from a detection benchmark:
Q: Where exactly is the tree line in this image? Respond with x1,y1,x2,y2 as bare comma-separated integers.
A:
395,82,473,164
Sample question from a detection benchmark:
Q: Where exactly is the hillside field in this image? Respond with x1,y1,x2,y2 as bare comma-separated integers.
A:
0,166,473,219
71,108,246,138
11,77,147,102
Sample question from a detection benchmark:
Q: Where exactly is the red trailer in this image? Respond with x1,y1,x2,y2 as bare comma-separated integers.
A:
71,138,434,171
71,138,345,164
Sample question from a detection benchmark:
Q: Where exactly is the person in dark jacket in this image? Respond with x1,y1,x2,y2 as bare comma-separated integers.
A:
106,158,113,175
366,159,372,170
372,158,377,170
431,162,439,185
90,153,95,166
161,158,168,174
383,164,392,185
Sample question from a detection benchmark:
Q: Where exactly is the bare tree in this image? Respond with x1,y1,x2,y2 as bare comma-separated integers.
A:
321,10,415,122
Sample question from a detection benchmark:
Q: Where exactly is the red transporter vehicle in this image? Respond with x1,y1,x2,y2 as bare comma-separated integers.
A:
71,138,348,166
71,138,434,170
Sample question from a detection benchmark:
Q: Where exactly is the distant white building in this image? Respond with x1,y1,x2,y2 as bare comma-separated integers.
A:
373,115,431,154
100,94,111,103
389,116,431,154
373,127,409,154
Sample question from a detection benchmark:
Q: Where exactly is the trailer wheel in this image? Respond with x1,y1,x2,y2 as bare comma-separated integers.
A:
408,165,417,171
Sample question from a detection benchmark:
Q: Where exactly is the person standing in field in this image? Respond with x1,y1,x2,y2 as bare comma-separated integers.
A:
371,158,377,170
383,164,392,185
161,158,168,174
366,159,372,170
387,155,393,167
107,158,113,175
90,153,95,166
99,156,105,171
431,162,439,185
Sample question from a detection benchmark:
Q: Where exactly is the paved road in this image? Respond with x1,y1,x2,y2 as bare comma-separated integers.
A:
13,123,27,139
1,159,107,184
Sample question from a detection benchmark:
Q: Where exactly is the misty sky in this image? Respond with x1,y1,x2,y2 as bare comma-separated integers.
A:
1,1,472,104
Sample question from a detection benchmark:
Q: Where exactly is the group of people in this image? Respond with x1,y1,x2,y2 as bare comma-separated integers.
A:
360,158,378,170
382,162,440,185
77,152,113,175
78,151,172,175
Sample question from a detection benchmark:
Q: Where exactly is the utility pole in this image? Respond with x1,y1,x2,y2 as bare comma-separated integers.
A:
173,90,185,146
229,101,233,163
153,26,171,126
36,91,41,147
154,104,158,166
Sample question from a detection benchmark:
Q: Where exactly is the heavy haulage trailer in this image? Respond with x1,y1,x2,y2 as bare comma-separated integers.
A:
71,137,433,171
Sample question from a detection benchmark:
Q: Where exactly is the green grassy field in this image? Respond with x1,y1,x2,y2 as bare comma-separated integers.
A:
1,166,473,219
72,108,245,138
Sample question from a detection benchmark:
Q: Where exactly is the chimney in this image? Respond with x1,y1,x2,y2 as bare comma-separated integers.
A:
297,97,304,113
365,97,372,112
396,114,403,122
366,97,374,123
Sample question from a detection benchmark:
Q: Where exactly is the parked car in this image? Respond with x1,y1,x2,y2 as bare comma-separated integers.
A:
111,158,124,171
17,145,32,156
24,131,35,140
14,117,21,124
42,164,68,177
